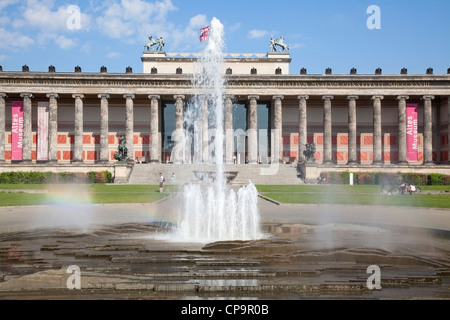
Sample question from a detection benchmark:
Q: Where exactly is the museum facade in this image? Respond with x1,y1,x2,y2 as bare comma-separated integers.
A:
0,52,450,176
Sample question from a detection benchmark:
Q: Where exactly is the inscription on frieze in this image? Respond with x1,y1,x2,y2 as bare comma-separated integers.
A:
0,78,445,88
227,81,433,88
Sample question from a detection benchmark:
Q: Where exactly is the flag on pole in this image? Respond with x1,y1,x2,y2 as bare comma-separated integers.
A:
200,25,210,42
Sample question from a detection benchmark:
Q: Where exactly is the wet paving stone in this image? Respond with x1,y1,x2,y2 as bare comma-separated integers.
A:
0,221,449,300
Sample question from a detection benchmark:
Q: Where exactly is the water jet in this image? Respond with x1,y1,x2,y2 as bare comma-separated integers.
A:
166,17,263,243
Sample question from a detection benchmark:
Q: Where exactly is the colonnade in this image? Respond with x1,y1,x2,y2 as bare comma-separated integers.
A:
0,92,445,166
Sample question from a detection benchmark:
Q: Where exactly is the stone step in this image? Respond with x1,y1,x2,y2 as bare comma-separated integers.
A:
127,163,304,185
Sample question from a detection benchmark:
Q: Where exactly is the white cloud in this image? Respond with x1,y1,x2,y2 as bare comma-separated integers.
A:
80,42,92,53
247,29,267,39
291,43,306,49
0,15,10,26
0,27,34,50
227,22,241,33
0,54,7,62
96,0,177,42
107,52,121,59
0,0,91,50
0,0,19,12
92,0,211,52
188,14,208,29
18,2,68,31
54,35,76,49
0,0,217,54
13,1,90,32
168,14,208,50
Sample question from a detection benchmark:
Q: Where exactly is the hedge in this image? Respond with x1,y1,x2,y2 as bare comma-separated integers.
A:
0,171,112,184
319,171,450,186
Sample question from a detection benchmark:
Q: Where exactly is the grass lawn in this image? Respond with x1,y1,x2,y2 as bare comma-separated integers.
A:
256,185,450,209
0,183,449,209
0,184,176,206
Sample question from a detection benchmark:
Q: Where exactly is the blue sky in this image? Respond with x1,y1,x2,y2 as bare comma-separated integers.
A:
0,0,449,75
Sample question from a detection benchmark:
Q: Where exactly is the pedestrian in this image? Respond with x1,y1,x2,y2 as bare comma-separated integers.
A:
400,181,406,195
170,172,176,183
158,173,165,193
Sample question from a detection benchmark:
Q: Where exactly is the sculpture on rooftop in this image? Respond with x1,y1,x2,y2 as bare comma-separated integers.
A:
269,36,290,52
144,36,165,52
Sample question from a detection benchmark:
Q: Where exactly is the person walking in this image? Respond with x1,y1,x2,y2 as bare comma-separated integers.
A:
158,173,165,193
170,172,176,183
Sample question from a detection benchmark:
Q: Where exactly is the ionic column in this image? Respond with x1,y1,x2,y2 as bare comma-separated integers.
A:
422,95,435,165
371,96,384,164
347,96,359,165
248,95,259,164
98,94,110,163
20,93,33,163
174,95,185,131
272,95,284,163
173,95,185,164
46,93,59,163
322,95,334,164
448,97,450,164
72,94,84,162
149,95,161,163
224,95,234,164
124,94,135,161
297,95,309,164
0,93,7,163
397,95,409,164
202,98,209,163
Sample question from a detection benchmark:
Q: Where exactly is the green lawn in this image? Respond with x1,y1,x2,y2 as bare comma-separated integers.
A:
0,184,175,206
255,184,381,194
256,185,450,209
0,192,49,207
0,183,449,209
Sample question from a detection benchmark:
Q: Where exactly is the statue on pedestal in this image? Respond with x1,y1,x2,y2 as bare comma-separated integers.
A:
303,142,316,163
269,36,290,52
114,136,128,162
144,36,165,52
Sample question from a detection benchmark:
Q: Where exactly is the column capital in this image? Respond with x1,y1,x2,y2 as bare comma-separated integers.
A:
371,95,384,100
123,94,135,99
297,95,309,100
148,94,160,100
173,95,185,100
20,92,33,99
98,93,110,99
347,95,359,101
272,95,284,101
0,93,7,99
322,95,334,100
248,95,259,100
223,94,234,100
396,95,409,101
72,93,85,99
46,93,59,99
421,95,435,101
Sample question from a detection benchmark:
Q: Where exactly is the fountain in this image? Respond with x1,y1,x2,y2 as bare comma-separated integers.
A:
167,17,263,243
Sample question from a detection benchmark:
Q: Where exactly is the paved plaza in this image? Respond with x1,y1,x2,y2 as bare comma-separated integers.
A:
0,193,449,301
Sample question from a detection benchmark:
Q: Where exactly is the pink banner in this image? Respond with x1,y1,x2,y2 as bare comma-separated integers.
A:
11,102,24,160
37,102,49,161
406,104,418,161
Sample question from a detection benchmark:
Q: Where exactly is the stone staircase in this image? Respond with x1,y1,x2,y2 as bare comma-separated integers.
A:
127,163,304,185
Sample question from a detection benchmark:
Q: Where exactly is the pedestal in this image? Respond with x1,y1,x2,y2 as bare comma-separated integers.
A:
114,162,133,184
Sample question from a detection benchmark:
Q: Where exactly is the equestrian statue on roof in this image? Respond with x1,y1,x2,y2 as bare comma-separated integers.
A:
269,36,290,52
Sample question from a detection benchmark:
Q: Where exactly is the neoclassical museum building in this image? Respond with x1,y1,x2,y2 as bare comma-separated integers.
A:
0,50,449,182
